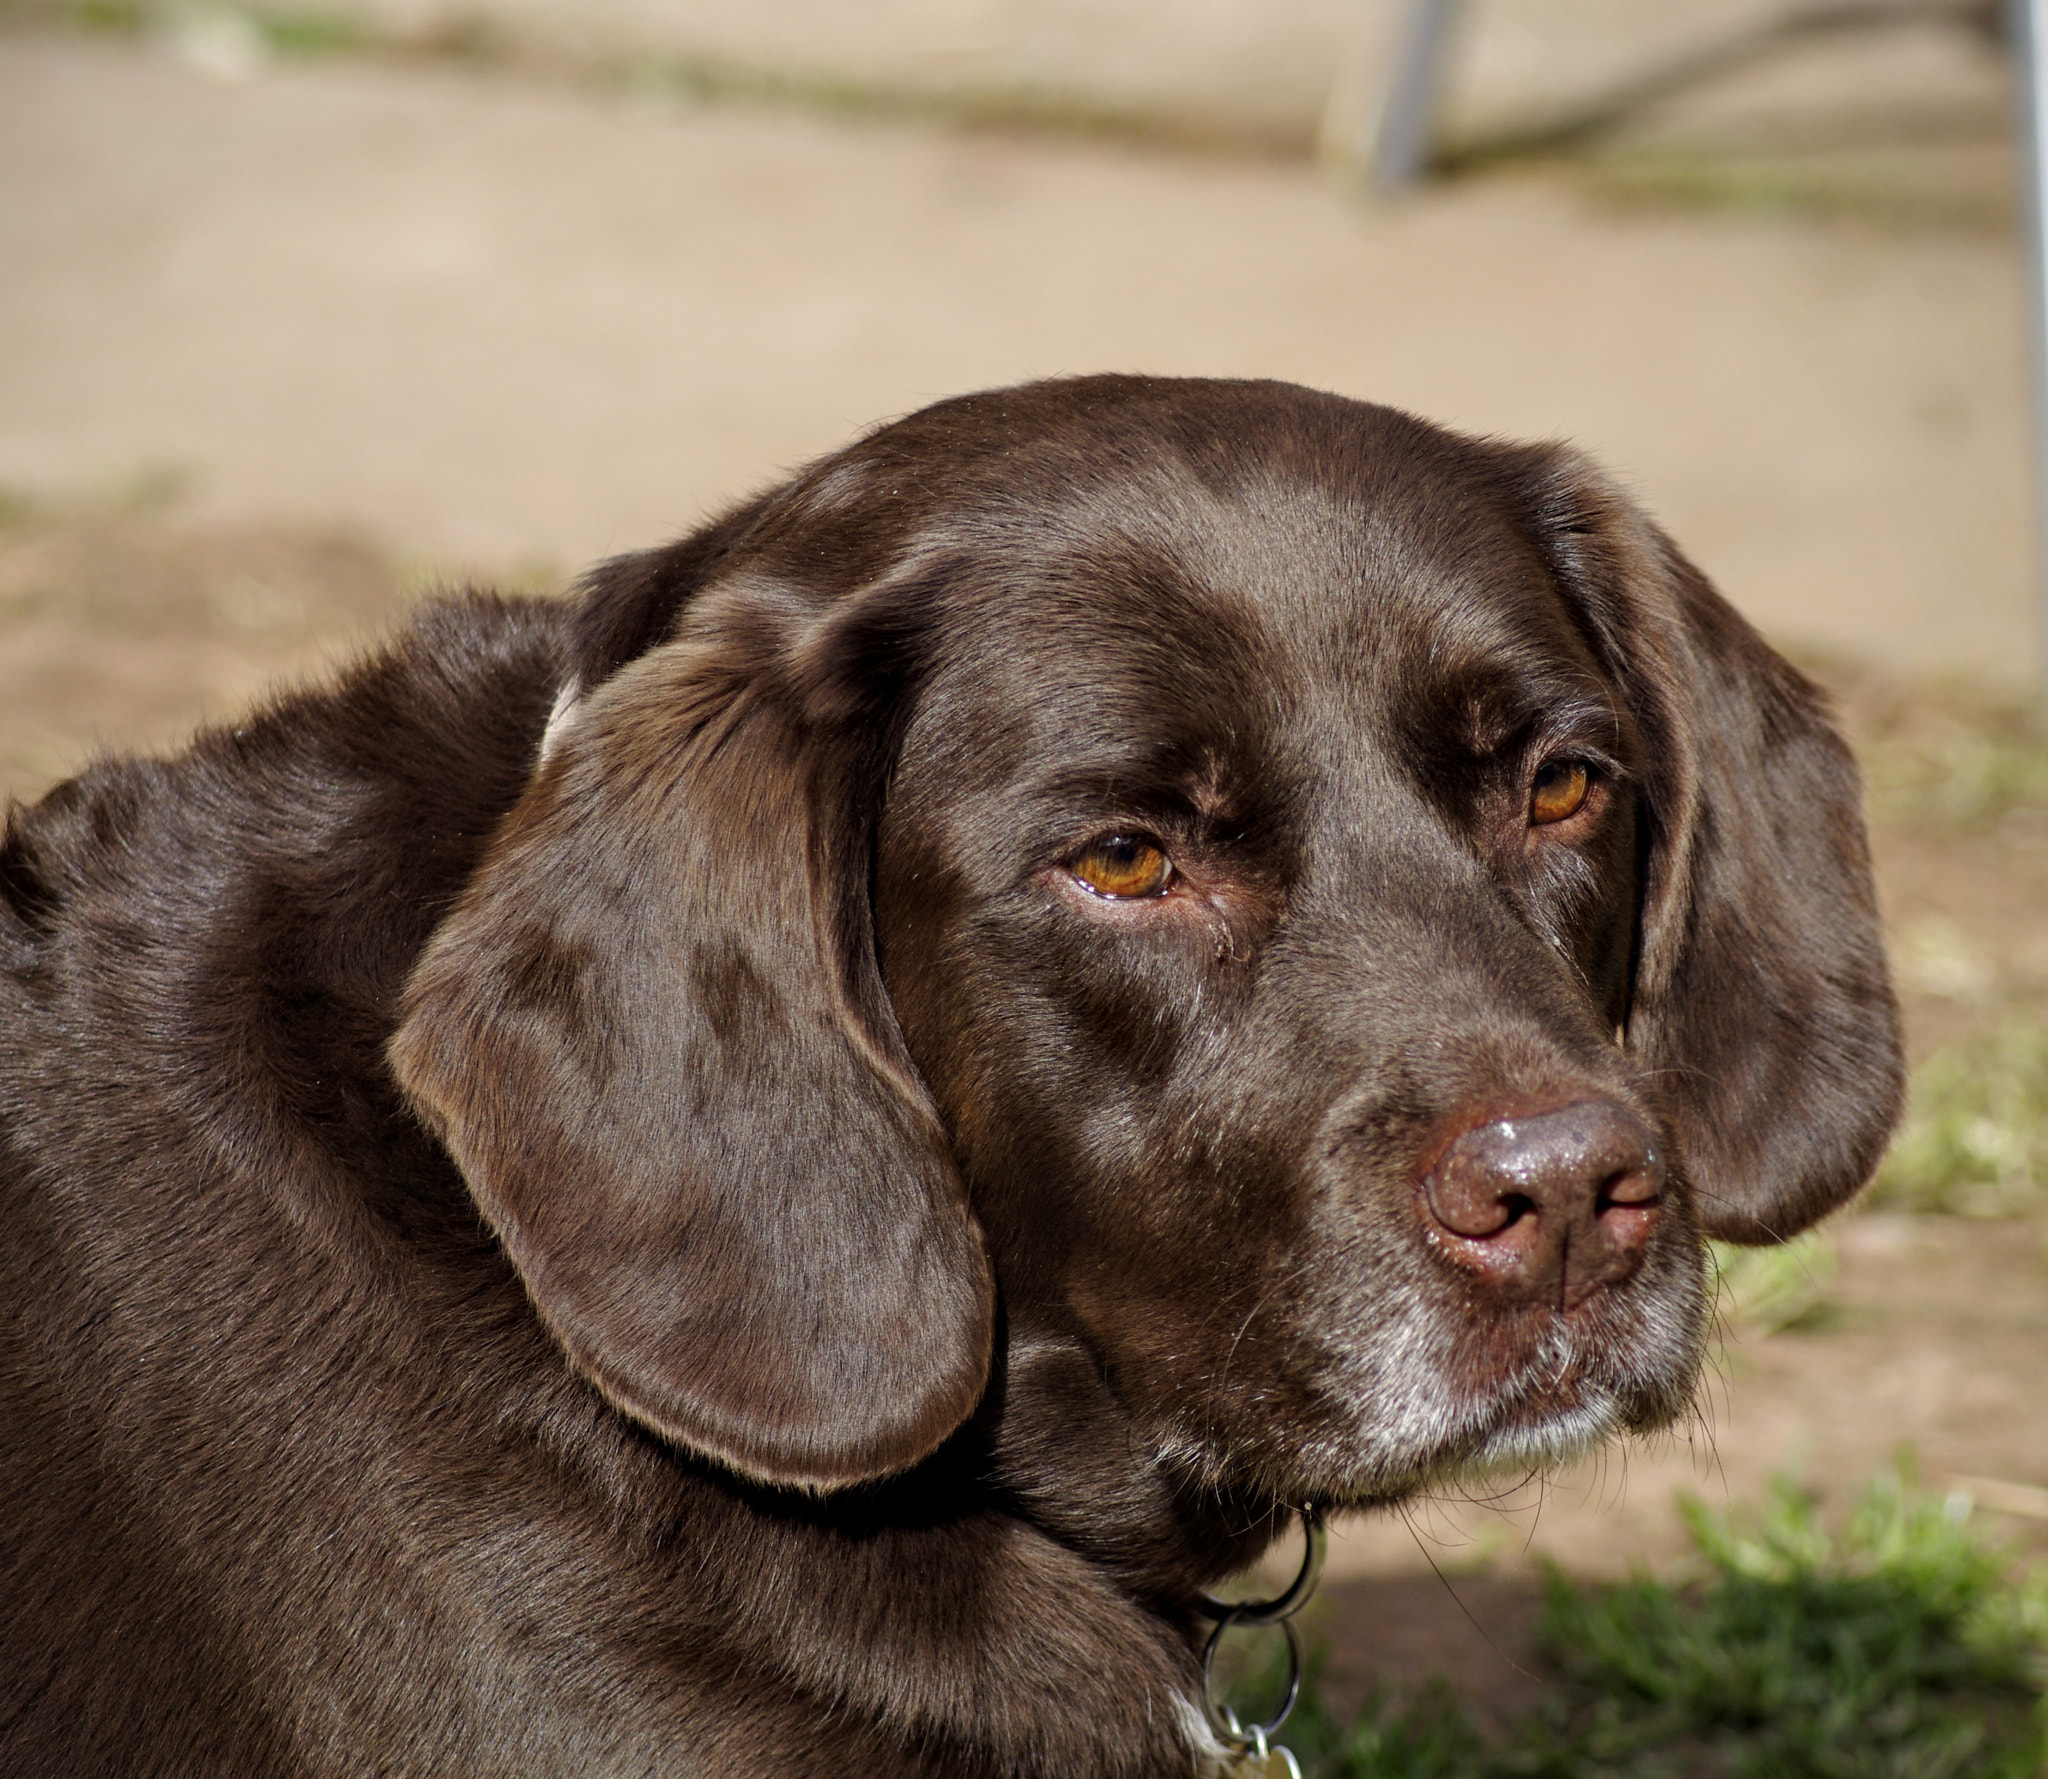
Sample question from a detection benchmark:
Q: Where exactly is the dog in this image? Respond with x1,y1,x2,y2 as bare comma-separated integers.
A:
0,376,1901,1777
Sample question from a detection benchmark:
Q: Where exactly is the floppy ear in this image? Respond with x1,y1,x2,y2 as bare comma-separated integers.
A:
1515,451,1904,1243
389,574,994,1488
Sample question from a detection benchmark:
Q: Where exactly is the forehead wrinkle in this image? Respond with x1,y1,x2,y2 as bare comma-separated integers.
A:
1136,466,1628,848
1294,504,1617,754
1161,457,1532,664
889,575,1292,884
1408,583,1628,761
911,489,1290,773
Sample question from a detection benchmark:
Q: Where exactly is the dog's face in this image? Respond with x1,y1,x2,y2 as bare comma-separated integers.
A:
392,379,1900,1554
868,446,1685,1510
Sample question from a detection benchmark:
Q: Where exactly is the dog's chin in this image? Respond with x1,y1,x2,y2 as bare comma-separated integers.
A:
1317,1397,1616,1512
1366,1269,1712,1503
1432,1387,1638,1488
1242,1324,1704,1514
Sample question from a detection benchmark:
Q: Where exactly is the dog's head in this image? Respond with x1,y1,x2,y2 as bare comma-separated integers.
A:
391,377,1900,1530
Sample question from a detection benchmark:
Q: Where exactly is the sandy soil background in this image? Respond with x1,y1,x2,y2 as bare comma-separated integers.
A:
3,0,2044,1719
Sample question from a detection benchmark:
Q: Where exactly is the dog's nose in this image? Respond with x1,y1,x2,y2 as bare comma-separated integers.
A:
1419,1100,1663,1307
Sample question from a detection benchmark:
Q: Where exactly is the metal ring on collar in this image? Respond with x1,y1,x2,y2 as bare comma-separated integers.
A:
1198,1608,1304,1748
1196,1508,1327,1627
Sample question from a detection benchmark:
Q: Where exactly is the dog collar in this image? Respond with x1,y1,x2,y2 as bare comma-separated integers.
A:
1194,1508,1327,1778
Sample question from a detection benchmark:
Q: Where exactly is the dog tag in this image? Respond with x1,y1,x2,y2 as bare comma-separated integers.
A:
1222,1744,1302,1779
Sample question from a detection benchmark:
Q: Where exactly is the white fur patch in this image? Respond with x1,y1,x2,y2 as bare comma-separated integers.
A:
537,683,582,764
1176,1689,1233,1774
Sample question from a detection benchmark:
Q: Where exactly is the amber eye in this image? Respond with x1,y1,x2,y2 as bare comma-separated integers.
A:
1069,835,1173,899
1530,760,1591,826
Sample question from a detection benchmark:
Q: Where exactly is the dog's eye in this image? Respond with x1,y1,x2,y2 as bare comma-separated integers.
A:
1530,760,1591,826
1069,835,1173,899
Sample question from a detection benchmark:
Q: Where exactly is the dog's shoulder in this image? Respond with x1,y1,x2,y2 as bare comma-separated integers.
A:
0,588,572,1255
1,590,567,1001
0,590,608,1773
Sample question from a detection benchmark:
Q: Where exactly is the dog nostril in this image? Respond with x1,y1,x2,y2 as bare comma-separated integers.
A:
1422,1153,1529,1239
1419,1100,1665,1299
1596,1165,1660,1215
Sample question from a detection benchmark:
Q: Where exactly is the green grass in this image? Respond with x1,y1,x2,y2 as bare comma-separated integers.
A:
1851,683,2048,1219
1233,1468,2048,1779
1864,710,2048,837
1708,1232,1839,1336
0,485,38,533
1872,1021,2048,1219
1571,143,2017,235
17,0,346,48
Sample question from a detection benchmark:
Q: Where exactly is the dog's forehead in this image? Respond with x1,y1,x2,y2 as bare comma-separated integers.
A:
910,448,1611,779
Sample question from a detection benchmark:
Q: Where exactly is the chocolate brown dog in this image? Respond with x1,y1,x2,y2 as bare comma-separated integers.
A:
0,377,1901,1776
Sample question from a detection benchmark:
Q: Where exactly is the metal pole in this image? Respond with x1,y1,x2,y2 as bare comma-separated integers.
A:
2013,0,2048,693
1374,0,1467,190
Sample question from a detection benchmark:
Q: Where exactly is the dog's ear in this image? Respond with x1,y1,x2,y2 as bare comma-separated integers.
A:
389,569,993,1489
1512,449,1904,1243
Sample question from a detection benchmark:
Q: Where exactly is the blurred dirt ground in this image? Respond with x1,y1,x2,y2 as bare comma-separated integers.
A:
0,24,2033,679
3,1,2045,1726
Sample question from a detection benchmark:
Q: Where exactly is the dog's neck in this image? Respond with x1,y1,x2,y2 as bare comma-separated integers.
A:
981,1326,1285,1603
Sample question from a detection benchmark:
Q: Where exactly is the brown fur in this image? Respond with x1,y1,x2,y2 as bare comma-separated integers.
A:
0,377,1901,1776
